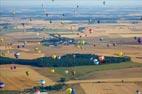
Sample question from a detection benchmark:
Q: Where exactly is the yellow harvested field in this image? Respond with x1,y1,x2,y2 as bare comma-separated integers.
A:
80,82,142,94
0,65,55,90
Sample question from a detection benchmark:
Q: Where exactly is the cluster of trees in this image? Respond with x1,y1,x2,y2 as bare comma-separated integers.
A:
0,54,131,67
32,84,65,92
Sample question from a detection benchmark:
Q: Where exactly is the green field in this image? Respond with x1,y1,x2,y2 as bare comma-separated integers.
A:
35,62,142,81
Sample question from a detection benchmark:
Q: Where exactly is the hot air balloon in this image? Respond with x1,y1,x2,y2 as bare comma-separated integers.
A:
90,57,94,61
0,38,4,43
136,90,141,94
34,88,41,94
12,9,16,16
116,51,124,56
14,52,20,59
98,55,105,64
58,56,61,60
36,32,40,36
17,45,20,48
107,43,111,47
39,80,46,86
35,47,39,51
25,71,29,76
66,88,72,94
97,20,100,24
103,1,106,5
71,70,76,77
10,66,13,70
99,37,103,41
93,44,96,47
49,20,52,24
93,59,99,65
29,17,32,21
0,82,5,88
52,54,57,59
71,88,77,94
137,37,142,44
134,36,137,40
140,17,142,20
21,23,25,32
13,66,16,70
89,28,93,34
65,70,69,74
51,69,55,73
112,43,117,47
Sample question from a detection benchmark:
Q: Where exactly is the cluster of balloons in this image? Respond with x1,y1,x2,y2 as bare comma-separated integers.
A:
10,65,16,70
90,55,105,65
34,47,41,53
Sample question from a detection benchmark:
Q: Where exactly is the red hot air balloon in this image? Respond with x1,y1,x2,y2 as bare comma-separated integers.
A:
98,55,105,64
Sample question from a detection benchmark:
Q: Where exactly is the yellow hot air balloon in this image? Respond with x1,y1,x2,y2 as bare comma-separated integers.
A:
35,47,39,51
0,38,4,43
51,69,55,73
115,51,124,56
118,51,124,56
38,42,41,44
76,45,80,48
65,70,69,74
81,40,86,45
66,88,72,94
38,50,41,53
52,54,57,59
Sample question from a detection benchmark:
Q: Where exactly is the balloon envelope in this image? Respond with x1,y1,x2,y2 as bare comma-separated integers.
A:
51,69,55,73
66,88,72,94
40,80,46,85
65,70,69,74
93,59,99,65
0,82,5,88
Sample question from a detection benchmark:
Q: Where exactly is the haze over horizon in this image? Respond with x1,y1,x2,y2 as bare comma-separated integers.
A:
1,0,142,8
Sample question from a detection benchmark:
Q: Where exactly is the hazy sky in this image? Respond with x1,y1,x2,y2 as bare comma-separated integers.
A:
1,0,142,8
